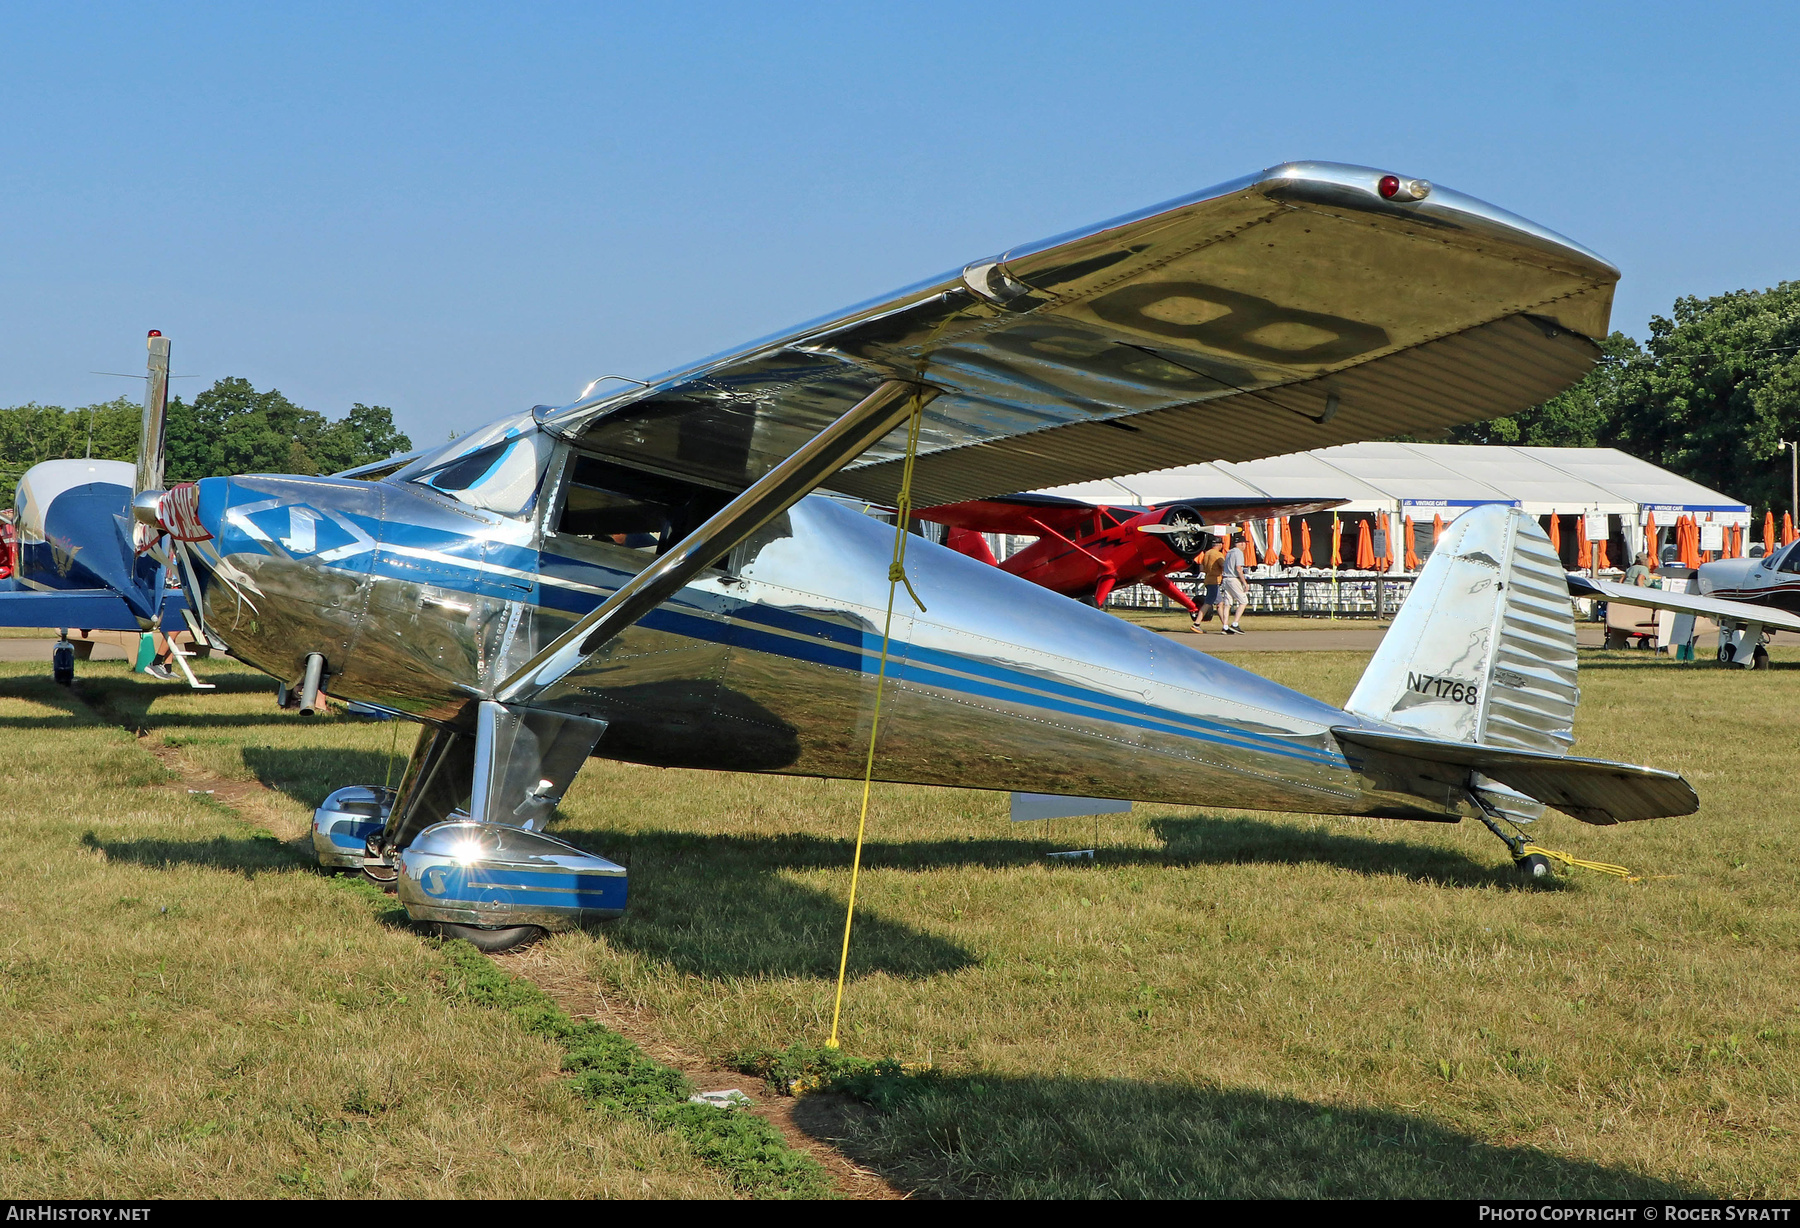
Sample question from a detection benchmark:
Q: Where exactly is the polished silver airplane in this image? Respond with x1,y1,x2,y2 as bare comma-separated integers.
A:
11,162,1698,950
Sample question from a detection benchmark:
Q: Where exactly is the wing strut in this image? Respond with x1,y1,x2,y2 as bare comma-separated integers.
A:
496,378,935,705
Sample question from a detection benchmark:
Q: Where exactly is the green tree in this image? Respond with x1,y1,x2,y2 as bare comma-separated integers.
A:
1608,282,1800,518
1433,283,1800,520
3,381,412,503
0,396,142,504
163,378,411,481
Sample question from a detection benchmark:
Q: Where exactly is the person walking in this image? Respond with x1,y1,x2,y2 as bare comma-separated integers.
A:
1195,533,1227,630
1220,533,1249,634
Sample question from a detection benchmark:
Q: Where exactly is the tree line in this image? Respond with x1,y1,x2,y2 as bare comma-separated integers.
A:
0,377,412,505
1441,279,1800,519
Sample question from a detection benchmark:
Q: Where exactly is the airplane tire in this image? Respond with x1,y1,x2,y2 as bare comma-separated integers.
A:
1517,853,1553,882
360,863,399,894
1753,646,1770,671
436,922,546,952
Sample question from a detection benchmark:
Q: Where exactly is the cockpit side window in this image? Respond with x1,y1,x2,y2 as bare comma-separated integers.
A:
554,454,731,555
1778,542,1800,574
411,432,552,518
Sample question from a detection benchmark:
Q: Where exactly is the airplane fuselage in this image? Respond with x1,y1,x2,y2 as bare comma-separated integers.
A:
189,467,1450,822
995,507,1194,605
1696,544,1800,615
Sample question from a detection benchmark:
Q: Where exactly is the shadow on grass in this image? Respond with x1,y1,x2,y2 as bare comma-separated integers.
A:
81,828,309,878
0,670,401,733
557,826,983,980
797,1071,1702,1199
242,746,408,810
234,744,1539,976
542,813,1531,980
1147,813,1549,890
0,674,108,726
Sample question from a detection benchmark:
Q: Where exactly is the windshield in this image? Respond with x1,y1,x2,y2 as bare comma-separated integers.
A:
394,415,552,517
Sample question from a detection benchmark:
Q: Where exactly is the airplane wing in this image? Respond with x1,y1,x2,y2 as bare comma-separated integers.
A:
1568,574,1800,634
538,161,1616,509
916,494,1348,537
1149,495,1348,522
914,494,1110,537
499,163,1617,705
0,587,188,632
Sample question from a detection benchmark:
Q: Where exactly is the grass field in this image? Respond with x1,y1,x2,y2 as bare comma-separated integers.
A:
3,644,1798,1198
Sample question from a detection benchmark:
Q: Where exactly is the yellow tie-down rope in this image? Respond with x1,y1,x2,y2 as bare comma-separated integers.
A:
826,392,928,1050
1520,843,1661,883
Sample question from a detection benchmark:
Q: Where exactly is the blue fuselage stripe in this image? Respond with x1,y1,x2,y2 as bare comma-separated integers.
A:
285,533,1341,769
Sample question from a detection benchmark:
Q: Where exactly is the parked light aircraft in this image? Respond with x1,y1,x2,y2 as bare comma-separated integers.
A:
3,163,1698,951
914,492,1344,616
1570,543,1800,669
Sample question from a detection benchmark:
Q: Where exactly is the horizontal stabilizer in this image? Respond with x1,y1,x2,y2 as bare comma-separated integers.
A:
1569,574,1800,634
1333,726,1697,825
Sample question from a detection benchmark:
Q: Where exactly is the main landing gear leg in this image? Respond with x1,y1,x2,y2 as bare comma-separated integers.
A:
342,703,616,953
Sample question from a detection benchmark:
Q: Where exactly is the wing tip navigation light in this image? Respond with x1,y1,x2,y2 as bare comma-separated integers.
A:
1378,174,1432,202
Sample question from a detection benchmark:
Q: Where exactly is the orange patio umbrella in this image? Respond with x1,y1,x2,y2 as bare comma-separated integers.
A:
1239,523,1259,566
1547,511,1562,560
1299,520,1313,567
1764,510,1776,552
1643,509,1657,564
1432,512,1445,545
1785,512,1797,546
1267,518,1280,565
1595,536,1611,570
1376,511,1393,570
1331,516,1343,568
1730,523,1742,558
1403,516,1420,570
1355,519,1375,570
1280,517,1295,565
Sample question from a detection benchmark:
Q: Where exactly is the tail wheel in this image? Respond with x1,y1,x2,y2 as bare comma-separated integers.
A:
1517,853,1553,883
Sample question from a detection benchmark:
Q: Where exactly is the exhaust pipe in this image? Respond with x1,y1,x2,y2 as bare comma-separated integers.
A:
298,652,326,716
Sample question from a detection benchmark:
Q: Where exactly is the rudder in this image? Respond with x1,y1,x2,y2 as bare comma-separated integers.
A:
1345,505,1577,754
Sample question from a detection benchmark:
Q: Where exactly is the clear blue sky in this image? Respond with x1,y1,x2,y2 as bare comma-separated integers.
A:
3,3,1795,445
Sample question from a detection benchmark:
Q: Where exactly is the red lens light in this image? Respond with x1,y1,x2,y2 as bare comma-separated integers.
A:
147,329,162,337
1377,175,1400,199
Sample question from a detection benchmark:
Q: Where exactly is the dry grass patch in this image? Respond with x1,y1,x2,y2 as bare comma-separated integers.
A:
0,662,730,1199
10,643,1800,1198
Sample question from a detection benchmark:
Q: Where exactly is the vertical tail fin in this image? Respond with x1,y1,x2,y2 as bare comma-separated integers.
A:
1345,505,1576,753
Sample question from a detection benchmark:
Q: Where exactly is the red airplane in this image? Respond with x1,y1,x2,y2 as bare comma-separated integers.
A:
916,493,1347,617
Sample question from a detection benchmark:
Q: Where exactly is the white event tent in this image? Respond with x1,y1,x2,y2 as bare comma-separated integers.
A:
1036,442,1751,574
